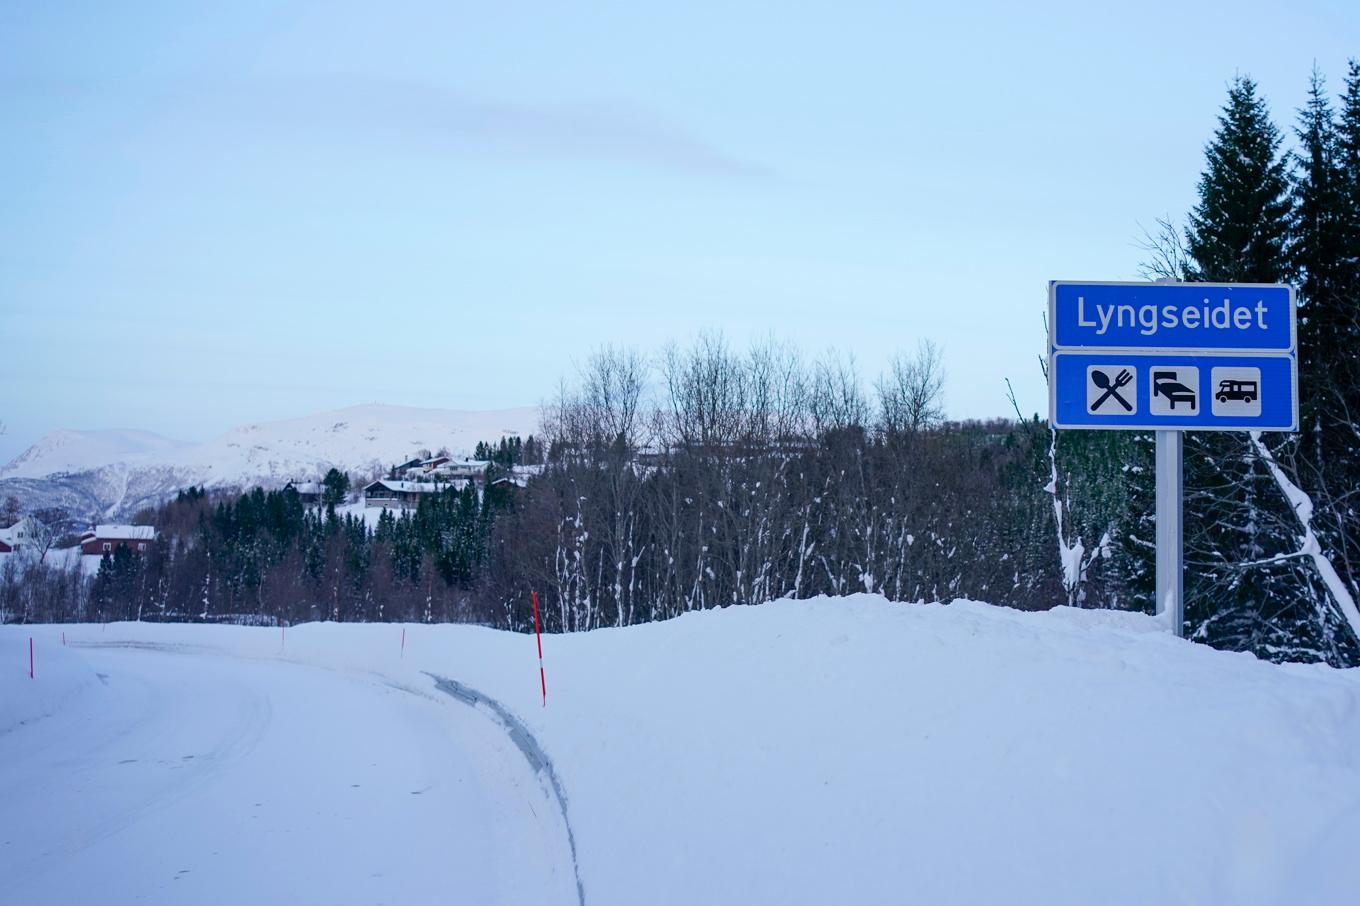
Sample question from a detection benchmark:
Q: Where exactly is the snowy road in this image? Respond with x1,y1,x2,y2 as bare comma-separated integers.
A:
0,643,579,906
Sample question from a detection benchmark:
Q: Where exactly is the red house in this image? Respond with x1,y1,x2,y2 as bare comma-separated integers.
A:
80,525,156,556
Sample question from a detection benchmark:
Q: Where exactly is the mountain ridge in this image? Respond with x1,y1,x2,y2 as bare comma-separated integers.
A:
1,404,541,522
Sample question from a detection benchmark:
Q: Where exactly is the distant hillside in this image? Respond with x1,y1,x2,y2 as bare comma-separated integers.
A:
0,429,193,479
0,404,540,522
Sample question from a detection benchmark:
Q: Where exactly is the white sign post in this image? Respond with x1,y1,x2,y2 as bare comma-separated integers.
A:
1154,430,1183,634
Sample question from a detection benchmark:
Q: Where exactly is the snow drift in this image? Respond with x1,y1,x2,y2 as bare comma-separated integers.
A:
0,631,103,733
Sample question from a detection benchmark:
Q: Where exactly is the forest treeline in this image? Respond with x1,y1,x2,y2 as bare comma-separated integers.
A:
5,66,1360,666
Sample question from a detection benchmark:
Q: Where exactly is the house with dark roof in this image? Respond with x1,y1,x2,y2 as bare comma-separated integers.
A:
363,479,463,509
283,480,324,506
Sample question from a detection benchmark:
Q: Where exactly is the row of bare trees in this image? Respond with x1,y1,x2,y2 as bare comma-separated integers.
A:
548,335,950,456
482,336,1065,633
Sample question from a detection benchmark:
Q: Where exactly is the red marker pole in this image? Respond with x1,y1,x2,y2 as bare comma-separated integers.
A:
531,592,546,707
29,636,34,679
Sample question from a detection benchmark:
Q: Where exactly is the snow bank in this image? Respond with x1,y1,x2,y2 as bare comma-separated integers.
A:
0,630,103,734
11,596,1360,905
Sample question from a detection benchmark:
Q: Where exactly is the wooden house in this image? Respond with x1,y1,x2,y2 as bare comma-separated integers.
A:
79,525,156,555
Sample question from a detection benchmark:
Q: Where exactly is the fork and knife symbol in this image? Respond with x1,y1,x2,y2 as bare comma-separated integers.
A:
1091,368,1133,411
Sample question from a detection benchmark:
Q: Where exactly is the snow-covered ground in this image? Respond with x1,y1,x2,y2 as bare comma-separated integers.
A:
5,595,1360,905
333,500,392,529
0,546,103,578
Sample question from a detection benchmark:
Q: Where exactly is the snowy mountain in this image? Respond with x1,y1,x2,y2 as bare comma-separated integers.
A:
0,428,193,479
0,404,540,522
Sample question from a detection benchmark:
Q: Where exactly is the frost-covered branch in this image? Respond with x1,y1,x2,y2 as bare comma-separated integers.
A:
1250,432,1360,641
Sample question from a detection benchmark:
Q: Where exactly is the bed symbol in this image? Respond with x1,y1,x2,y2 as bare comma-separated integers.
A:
1152,371,1196,411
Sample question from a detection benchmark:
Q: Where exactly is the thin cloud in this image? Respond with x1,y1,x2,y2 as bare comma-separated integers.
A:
156,76,774,181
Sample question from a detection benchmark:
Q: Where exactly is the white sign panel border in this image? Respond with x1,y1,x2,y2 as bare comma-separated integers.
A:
1047,350,1299,433
1048,280,1297,355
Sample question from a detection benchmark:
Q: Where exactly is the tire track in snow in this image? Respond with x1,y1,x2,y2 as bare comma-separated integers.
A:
69,641,586,904
425,672,586,906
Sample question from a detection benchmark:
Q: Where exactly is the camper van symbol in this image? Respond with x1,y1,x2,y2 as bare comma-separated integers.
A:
1216,379,1257,404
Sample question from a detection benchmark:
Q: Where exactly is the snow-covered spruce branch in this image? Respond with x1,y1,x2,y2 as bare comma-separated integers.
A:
1250,432,1360,641
1044,424,1105,607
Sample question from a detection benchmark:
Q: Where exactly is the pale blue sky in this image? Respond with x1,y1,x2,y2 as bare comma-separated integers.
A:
2,1,1357,460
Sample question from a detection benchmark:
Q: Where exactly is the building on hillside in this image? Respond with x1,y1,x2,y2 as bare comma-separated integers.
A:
0,516,44,554
510,464,544,484
400,456,451,480
437,459,492,480
363,479,463,509
283,480,324,506
79,525,157,556
488,476,524,495
402,457,495,481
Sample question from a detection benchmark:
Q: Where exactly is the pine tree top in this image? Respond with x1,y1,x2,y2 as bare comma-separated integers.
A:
1339,60,1360,169
1290,67,1349,312
1186,76,1292,284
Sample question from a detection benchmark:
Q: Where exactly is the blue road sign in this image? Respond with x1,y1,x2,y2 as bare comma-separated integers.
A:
1048,281,1297,432
1050,281,1294,352
1051,353,1297,431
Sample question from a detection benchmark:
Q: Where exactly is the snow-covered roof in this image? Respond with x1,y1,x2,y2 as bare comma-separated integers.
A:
364,480,449,494
288,481,323,494
437,459,491,471
87,524,156,541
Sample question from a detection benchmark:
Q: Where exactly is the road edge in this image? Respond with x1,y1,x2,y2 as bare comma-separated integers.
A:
425,672,586,906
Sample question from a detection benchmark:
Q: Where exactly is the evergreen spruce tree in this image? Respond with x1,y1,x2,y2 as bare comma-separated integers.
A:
321,467,350,511
1332,61,1360,397
1309,60,1360,638
1340,60,1360,237
1181,74,1359,664
1289,69,1350,582
1285,64,1360,662
1292,67,1348,374
1186,76,1293,283
1181,77,1307,658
